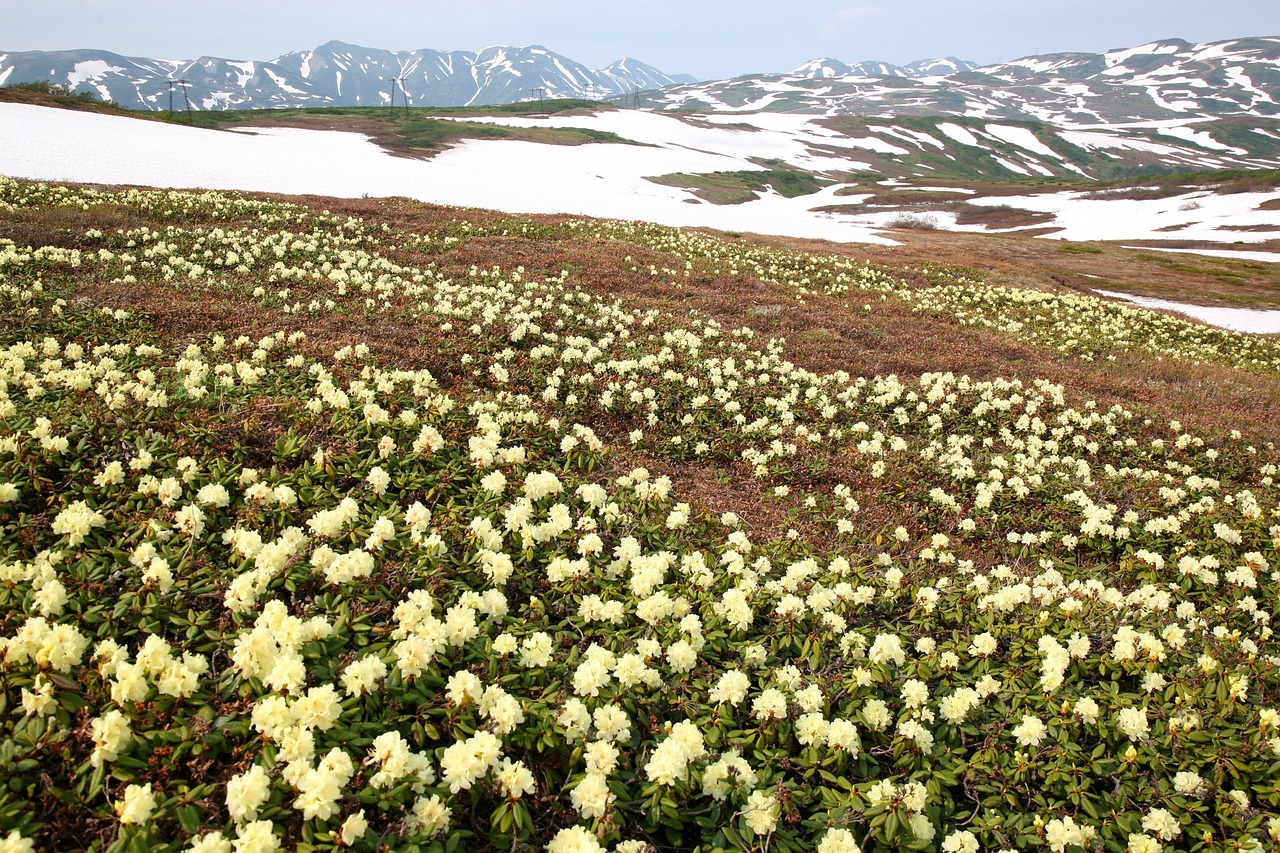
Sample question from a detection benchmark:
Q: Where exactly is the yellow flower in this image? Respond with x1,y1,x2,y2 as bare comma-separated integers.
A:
226,765,271,823
743,789,779,834
115,782,156,825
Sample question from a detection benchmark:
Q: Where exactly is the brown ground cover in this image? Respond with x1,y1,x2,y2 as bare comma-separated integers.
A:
950,205,1057,230
752,227,1280,308
19,189,1280,444
14,187,1280,541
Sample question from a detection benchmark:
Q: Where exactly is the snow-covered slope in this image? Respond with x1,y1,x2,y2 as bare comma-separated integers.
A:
644,36,1280,126
0,41,695,110
0,101,895,244
3,100,1280,254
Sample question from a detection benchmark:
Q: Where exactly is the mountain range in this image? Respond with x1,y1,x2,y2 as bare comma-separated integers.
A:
641,37,1280,125
4,35,1277,131
0,40,699,111
3,36,1280,182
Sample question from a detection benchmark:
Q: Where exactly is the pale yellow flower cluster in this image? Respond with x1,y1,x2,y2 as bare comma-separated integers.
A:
5,180,1280,851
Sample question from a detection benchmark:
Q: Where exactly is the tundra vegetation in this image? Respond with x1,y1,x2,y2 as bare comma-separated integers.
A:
2,176,1280,853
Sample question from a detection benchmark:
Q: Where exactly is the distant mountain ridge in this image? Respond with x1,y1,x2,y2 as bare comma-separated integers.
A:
790,56,978,79
640,36,1280,125
0,40,698,111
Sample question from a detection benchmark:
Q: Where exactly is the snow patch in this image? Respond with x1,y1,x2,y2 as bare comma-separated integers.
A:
962,187,1280,243
1119,246,1280,264
1104,41,1186,67
66,59,125,87
1157,125,1247,154
0,102,899,248
1094,289,1280,334
263,69,306,96
984,124,1063,159
1057,130,1185,156
936,123,981,146
990,156,1031,176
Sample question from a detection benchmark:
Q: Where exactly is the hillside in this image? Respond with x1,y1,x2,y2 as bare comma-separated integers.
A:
630,36,1280,181
2,174,1280,852
641,36,1280,123
6,96,1280,256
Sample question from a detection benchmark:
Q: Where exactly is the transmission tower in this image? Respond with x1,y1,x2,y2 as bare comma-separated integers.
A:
167,79,193,123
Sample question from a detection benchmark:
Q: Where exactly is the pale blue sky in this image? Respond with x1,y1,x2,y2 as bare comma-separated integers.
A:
4,0,1278,80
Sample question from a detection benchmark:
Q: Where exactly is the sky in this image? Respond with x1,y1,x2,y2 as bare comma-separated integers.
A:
3,0,1279,80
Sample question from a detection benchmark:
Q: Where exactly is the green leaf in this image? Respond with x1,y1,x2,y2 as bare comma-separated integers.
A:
176,805,202,835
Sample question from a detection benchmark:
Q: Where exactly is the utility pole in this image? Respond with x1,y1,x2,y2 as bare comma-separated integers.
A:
531,86,546,102
176,79,193,124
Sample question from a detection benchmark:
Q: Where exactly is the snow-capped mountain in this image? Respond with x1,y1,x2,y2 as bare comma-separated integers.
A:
598,36,1280,181
790,56,978,79
642,36,1280,125
270,42,477,107
790,58,856,79
903,57,978,76
0,41,695,110
602,58,698,91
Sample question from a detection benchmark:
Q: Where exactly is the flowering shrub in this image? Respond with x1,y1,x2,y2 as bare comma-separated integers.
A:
2,178,1280,852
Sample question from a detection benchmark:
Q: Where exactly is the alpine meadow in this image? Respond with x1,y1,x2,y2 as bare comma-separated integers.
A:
3,24,1280,853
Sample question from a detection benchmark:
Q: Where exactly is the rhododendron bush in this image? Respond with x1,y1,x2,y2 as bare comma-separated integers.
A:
2,178,1280,852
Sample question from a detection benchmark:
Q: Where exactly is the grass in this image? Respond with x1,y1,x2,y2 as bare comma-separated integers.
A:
0,83,169,122
186,99,611,129
393,118,632,152
644,161,829,204
181,103,636,156
1131,251,1278,291
416,98,614,117
1091,168,1280,195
